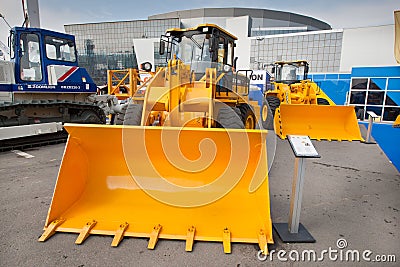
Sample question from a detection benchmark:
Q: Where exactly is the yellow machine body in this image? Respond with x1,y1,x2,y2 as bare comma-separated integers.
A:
274,104,364,141
394,115,400,128
269,79,336,106
267,60,362,141
266,61,335,106
39,24,274,254
40,124,273,252
141,60,260,128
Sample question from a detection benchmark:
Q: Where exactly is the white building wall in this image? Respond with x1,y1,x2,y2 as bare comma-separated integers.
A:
226,16,251,70
340,25,397,72
132,38,157,71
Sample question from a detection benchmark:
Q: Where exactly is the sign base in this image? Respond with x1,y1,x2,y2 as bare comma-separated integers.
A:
273,223,315,243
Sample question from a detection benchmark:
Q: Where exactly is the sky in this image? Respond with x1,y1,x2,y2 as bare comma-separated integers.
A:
0,0,398,45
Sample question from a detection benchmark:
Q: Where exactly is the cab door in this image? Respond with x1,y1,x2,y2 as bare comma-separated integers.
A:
16,31,43,83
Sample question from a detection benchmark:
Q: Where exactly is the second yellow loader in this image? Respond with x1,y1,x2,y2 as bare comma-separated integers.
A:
266,60,363,141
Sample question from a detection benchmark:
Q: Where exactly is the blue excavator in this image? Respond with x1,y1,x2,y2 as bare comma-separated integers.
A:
0,26,113,127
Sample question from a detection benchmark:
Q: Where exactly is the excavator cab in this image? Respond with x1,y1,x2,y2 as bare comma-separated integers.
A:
8,27,96,92
0,27,105,127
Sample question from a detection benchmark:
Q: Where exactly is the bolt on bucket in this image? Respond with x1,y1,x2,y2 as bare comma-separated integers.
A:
39,123,273,253
274,104,364,141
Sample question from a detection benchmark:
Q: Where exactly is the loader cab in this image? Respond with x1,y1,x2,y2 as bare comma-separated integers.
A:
9,27,78,84
159,24,237,74
272,60,309,84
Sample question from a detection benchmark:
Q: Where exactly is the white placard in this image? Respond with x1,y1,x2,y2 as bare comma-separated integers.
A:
288,135,320,158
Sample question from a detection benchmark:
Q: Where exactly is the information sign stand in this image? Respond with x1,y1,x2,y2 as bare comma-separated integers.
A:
273,135,320,243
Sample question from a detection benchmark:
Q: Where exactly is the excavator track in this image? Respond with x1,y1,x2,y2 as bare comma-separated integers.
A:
0,100,106,151
0,130,68,152
0,100,106,127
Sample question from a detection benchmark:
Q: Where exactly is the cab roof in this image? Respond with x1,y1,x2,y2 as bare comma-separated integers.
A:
274,60,309,65
12,27,76,41
166,24,238,40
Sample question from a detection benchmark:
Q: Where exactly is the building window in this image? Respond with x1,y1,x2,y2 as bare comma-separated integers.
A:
250,30,343,72
349,75,400,122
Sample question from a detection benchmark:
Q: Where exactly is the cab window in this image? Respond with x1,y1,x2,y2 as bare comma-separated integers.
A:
227,41,234,66
45,35,76,62
218,36,225,65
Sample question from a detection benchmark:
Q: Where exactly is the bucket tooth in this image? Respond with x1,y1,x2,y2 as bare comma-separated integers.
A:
185,226,196,252
75,220,97,245
147,224,162,250
111,222,129,247
222,228,231,254
38,219,65,242
258,229,268,255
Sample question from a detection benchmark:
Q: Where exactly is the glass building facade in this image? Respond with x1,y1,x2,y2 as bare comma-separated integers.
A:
250,30,343,73
65,18,180,84
349,66,400,122
250,27,309,36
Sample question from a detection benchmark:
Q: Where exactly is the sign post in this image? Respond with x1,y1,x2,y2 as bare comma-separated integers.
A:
273,135,320,242
365,111,379,144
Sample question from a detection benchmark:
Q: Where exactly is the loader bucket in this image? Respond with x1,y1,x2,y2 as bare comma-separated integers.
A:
39,124,273,253
394,115,400,128
274,104,364,141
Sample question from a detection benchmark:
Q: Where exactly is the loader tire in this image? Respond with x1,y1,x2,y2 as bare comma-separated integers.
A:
356,108,365,120
261,99,274,130
115,103,143,125
266,96,280,117
114,105,127,125
239,105,256,129
317,98,330,105
217,107,244,129
80,110,103,124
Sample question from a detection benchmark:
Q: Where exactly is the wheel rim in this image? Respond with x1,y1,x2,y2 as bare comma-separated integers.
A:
262,105,268,121
245,114,255,129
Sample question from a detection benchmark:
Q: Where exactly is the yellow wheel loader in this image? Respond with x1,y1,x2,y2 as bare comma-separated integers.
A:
394,115,400,128
117,28,274,130
266,60,363,141
39,24,274,254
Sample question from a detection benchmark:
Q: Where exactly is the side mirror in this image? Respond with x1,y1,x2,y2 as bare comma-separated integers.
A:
140,61,152,72
271,66,275,74
159,40,165,55
223,64,232,73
